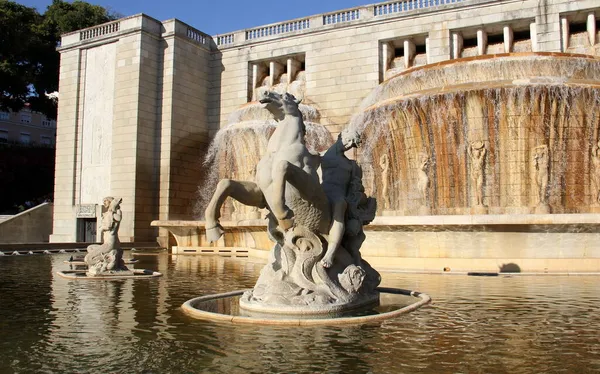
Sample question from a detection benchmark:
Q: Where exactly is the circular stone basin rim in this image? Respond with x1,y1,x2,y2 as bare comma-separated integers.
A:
56,269,162,280
181,287,431,326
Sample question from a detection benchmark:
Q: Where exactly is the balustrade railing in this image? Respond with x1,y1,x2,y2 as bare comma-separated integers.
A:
323,9,361,25
216,34,235,45
245,19,310,41
187,27,209,45
374,0,464,16
80,21,120,41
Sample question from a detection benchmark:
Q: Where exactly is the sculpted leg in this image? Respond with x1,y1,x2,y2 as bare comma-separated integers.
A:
321,199,347,268
205,179,266,243
271,160,326,230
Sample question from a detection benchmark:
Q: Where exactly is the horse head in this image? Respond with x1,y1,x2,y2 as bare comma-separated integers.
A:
258,90,302,121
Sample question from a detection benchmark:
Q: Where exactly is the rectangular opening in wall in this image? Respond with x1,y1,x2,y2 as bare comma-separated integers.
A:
486,33,504,54
461,36,478,57
562,11,598,52
568,21,589,50
414,43,427,66
247,54,305,102
513,28,532,52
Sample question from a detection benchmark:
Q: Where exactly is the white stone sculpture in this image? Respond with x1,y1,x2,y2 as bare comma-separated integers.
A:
468,141,487,207
591,140,600,205
379,153,391,210
533,145,550,213
84,197,129,276
417,152,431,214
204,90,380,314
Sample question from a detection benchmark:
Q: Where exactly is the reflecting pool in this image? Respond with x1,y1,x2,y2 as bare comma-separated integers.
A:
1,253,599,373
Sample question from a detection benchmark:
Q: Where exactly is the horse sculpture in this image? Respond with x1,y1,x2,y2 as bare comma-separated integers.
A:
204,90,379,313
205,90,331,243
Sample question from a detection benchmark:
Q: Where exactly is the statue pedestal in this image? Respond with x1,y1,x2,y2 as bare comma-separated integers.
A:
238,225,381,316
239,290,379,315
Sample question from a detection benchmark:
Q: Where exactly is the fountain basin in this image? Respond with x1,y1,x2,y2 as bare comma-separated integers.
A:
56,269,162,279
181,287,430,326
63,258,139,265
153,215,600,273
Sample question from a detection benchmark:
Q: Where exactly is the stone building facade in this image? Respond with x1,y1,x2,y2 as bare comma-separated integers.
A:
0,107,56,146
51,0,600,243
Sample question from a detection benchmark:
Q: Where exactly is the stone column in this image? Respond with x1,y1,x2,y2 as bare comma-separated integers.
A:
561,17,569,51
452,32,463,59
503,26,513,53
269,61,284,87
477,29,487,55
530,22,538,52
588,13,596,46
404,39,415,68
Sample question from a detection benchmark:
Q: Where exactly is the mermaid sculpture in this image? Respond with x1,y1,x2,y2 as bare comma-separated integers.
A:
85,197,129,276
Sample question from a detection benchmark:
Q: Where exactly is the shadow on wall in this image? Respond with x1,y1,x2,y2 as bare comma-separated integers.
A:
499,263,521,273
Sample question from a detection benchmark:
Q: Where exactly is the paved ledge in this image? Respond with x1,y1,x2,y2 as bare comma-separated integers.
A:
0,242,162,253
153,213,600,229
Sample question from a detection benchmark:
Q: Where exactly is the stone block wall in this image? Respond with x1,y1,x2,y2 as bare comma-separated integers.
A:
0,203,53,244
52,0,600,243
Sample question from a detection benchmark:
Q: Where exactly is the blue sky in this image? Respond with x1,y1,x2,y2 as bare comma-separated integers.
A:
19,0,369,35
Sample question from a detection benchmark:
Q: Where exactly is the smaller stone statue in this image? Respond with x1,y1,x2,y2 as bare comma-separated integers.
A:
468,141,487,208
533,145,550,213
379,153,390,210
591,140,600,205
85,197,129,276
417,152,431,214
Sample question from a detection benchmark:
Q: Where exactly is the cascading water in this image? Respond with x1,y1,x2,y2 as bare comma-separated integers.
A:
348,53,600,215
194,100,332,219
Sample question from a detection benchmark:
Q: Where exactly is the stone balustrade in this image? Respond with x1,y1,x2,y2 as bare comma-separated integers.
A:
80,21,120,41
245,19,310,41
64,0,476,48
186,27,209,45
216,34,235,45
323,9,361,25
374,0,464,16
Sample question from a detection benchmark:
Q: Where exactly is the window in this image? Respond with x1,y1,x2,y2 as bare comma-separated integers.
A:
0,112,9,121
19,133,31,144
0,130,7,143
41,136,52,145
20,113,31,124
42,119,53,127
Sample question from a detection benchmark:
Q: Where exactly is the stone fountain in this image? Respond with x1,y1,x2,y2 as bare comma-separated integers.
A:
156,52,600,275
57,197,161,279
203,90,381,314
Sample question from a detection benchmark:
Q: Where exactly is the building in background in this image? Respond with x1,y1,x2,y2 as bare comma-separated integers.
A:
0,105,57,146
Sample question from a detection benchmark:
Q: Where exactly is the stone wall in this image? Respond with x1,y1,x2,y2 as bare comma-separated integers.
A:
0,203,53,244
52,0,600,243
213,0,600,135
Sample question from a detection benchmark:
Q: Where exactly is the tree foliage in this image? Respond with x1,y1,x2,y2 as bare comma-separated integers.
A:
0,0,119,119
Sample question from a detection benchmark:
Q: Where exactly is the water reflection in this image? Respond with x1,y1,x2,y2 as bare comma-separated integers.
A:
1,254,600,373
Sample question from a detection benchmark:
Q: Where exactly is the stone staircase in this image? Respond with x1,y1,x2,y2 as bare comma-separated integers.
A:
0,215,13,223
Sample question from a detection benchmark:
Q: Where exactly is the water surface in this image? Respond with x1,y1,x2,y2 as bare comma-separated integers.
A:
1,253,599,373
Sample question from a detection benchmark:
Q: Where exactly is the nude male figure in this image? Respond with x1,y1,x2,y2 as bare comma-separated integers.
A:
467,141,486,206
320,129,361,268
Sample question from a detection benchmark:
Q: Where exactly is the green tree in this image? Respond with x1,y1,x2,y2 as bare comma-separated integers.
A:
0,0,118,119
44,0,120,40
